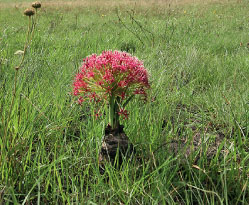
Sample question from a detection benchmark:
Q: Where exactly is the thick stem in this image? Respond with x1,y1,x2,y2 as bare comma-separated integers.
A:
109,95,120,129
109,95,115,128
114,98,119,129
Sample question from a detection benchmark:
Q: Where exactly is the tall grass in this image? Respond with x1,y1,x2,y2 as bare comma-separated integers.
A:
0,0,248,204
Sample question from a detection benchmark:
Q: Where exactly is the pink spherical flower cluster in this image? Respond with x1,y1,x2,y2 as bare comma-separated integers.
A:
73,50,150,127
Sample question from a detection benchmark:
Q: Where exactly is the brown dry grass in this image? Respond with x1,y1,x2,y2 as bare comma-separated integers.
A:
0,0,233,10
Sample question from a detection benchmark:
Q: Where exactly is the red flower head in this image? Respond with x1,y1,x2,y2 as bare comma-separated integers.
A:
73,50,150,127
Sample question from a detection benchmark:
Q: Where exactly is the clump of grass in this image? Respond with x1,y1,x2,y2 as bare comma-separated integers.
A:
1,2,42,203
120,41,136,53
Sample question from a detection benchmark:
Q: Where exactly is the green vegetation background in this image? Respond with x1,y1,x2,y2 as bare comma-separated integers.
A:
0,0,248,204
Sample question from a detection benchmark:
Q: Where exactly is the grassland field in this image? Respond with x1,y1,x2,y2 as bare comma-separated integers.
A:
0,0,249,204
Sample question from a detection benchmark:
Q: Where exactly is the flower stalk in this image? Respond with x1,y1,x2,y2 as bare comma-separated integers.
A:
109,95,115,128
4,3,41,141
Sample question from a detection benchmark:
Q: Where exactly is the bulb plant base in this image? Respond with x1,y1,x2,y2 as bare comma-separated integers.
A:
99,124,135,174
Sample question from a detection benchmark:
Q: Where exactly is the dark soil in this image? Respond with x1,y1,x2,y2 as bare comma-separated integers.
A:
99,124,135,174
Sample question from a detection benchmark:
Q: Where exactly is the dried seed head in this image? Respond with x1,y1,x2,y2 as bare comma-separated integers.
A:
24,8,35,16
32,1,41,9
